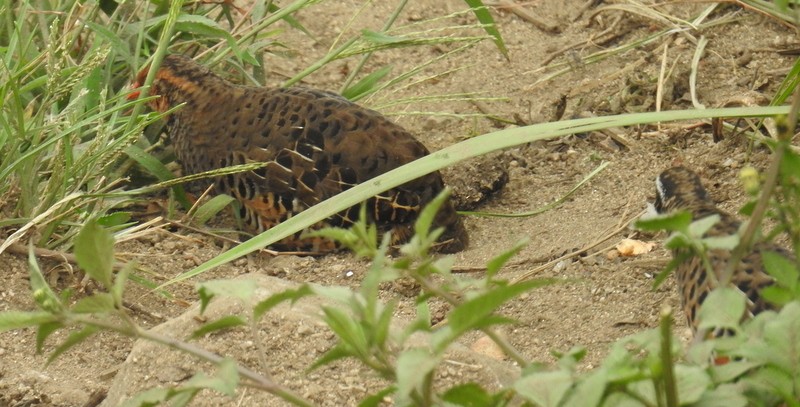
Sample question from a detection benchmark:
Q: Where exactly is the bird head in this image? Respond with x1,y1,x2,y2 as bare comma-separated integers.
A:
653,166,713,215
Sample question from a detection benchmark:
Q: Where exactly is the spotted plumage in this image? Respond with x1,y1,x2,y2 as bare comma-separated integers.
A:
130,54,468,253
653,166,785,334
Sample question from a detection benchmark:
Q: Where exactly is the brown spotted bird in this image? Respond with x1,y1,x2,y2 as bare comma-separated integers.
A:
651,165,788,334
129,54,468,253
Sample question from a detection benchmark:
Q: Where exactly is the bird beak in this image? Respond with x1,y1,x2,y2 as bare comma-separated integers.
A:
127,81,142,100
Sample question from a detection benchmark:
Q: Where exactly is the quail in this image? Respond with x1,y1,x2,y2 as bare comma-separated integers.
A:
652,165,787,334
129,54,468,253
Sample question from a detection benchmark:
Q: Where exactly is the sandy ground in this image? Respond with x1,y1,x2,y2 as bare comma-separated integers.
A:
1,0,797,405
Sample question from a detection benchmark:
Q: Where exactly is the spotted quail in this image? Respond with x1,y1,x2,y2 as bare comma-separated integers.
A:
129,54,468,253
652,165,788,334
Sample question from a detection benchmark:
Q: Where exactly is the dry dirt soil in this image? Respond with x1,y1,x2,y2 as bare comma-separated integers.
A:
1,1,798,406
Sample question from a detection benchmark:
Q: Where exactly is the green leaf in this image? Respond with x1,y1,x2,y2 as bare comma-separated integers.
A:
702,234,740,250
514,370,573,407
342,65,393,101
441,383,498,407
74,219,115,289
462,0,509,58
120,388,172,407
395,348,440,404
124,145,190,209
562,369,606,407
414,187,451,241
112,262,132,306
634,211,692,232
97,212,132,227
692,383,748,407
192,194,235,225
688,214,721,237
0,311,58,333
72,293,116,313
196,279,257,314
28,244,63,313
47,326,98,365
322,306,369,358
310,344,353,371
674,365,711,404
182,359,239,396
361,30,405,44
253,284,314,322
440,279,555,350
36,321,63,353
762,251,799,292
190,316,248,339
697,288,747,333
486,239,528,279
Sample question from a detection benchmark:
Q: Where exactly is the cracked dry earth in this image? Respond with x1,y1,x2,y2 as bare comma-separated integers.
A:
1,1,798,406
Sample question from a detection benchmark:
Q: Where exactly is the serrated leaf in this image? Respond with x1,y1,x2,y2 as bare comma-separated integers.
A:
192,194,235,225
190,315,247,339
74,219,115,288
0,311,58,333
634,211,692,232
253,284,313,321
697,288,746,332
47,326,98,365
514,370,573,407
72,293,116,313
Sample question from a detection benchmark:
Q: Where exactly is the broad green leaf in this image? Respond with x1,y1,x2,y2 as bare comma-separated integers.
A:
702,234,739,250
563,369,606,407
441,383,498,407
120,388,172,407
688,214,721,237
0,311,57,333
197,279,258,304
674,365,711,404
75,219,115,288
321,306,369,359
192,194,235,225
190,316,248,339
97,212,132,227
395,348,440,404
762,251,799,292
634,211,692,232
692,384,748,407
514,370,573,407
697,288,746,333
72,293,116,313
